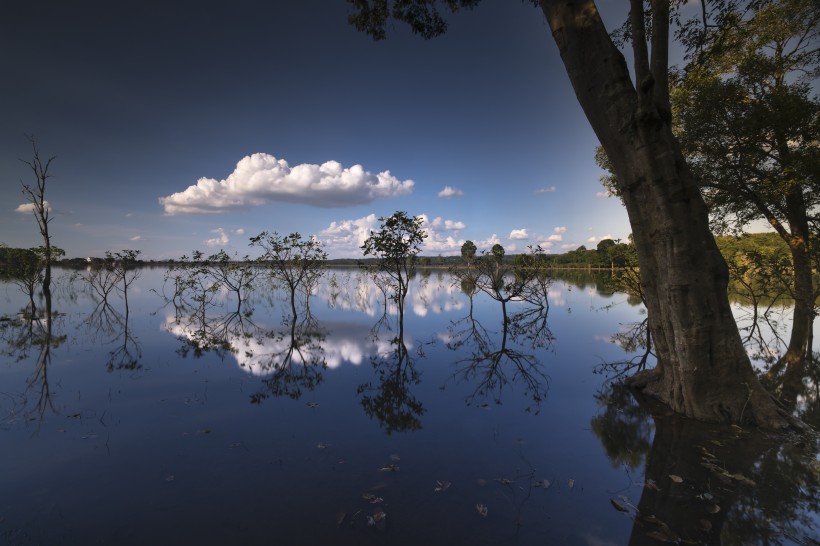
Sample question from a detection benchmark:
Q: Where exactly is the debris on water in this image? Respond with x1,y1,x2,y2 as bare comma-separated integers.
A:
434,480,451,492
476,504,488,517
378,463,399,472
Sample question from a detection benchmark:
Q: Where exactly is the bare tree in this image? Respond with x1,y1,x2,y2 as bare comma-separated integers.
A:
19,137,56,300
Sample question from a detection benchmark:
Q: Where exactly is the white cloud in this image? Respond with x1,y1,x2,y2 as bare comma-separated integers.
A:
438,186,464,198
129,235,143,242
15,201,50,213
546,226,567,242
319,214,379,257
509,229,529,240
588,234,614,244
234,228,245,236
477,235,502,251
422,215,466,232
159,153,415,215
535,186,557,194
205,227,230,247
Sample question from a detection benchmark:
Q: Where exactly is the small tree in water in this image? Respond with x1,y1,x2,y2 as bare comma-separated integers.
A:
361,212,426,322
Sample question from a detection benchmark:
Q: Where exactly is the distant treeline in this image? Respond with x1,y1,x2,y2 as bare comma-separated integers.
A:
0,232,801,272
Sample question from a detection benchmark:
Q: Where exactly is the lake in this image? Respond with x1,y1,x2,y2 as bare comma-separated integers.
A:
1,267,817,545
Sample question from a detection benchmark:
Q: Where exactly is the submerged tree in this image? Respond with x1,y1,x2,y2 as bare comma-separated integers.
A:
251,232,327,322
347,1,795,427
19,137,56,303
361,211,426,326
672,0,820,373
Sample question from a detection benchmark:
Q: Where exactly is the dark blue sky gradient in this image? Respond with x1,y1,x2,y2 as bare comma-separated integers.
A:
1,0,632,259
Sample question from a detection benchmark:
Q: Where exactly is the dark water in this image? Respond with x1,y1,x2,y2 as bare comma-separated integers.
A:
0,268,817,545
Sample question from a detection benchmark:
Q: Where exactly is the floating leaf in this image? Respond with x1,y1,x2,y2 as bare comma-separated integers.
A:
379,463,399,472
668,474,683,483
610,499,629,512
335,512,347,526
164,474,175,482
495,478,513,485
534,479,551,490
389,454,401,462
705,504,721,514
317,442,331,449
476,504,488,517
306,402,319,408
567,479,575,489
434,480,451,492
478,403,492,410
699,519,712,530
644,479,660,491
196,429,211,435
710,440,724,447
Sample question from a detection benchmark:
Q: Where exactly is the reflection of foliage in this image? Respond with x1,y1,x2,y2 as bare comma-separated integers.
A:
445,282,552,413
357,335,424,434
84,299,142,371
249,319,327,403
593,383,820,544
589,381,652,471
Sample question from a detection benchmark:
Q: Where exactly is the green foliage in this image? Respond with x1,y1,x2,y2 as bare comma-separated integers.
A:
250,232,327,308
361,211,426,307
460,240,477,265
671,0,819,235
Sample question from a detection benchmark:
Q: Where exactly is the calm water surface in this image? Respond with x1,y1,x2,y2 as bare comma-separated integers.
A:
0,268,816,545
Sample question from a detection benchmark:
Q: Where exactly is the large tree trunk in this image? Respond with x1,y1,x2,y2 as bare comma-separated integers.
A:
540,0,790,428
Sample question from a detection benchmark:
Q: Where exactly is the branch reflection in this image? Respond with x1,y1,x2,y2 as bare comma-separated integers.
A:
592,382,819,544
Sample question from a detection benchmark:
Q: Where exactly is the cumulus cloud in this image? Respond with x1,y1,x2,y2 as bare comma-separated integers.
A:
546,226,567,242
421,215,466,232
509,229,529,240
535,186,557,194
15,201,50,213
319,214,379,257
205,227,230,247
159,153,414,215
129,235,143,242
234,228,245,236
438,186,464,198
588,234,614,243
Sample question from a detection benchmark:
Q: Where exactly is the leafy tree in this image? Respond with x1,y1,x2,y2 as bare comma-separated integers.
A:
346,0,794,427
361,211,426,321
672,0,820,371
461,239,477,266
250,232,327,320
105,250,141,319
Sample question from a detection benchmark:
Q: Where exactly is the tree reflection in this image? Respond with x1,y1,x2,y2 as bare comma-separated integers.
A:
592,382,819,544
445,278,553,413
357,278,425,434
249,317,327,402
0,292,65,426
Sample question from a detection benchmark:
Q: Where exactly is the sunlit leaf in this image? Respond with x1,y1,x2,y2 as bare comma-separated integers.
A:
476,504,488,517
668,474,683,483
731,472,756,486
644,479,660,491
610,499,629,512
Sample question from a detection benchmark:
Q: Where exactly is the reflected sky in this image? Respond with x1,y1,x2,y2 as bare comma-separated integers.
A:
0,267,816,545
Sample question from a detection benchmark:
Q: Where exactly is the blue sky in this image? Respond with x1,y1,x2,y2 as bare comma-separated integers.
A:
1,0,634,260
